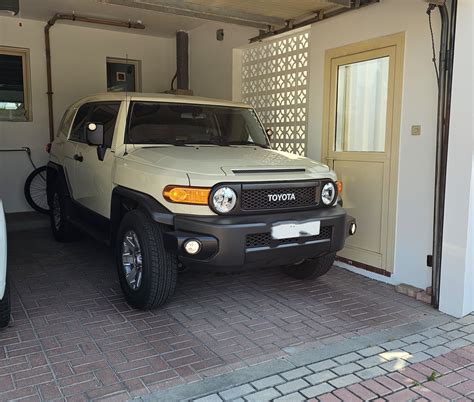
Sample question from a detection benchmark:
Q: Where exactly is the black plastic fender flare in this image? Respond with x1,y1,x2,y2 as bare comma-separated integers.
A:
110,186,174,240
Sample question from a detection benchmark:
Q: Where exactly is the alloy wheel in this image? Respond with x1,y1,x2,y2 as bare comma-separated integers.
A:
121,230,143,290
52,193,61,230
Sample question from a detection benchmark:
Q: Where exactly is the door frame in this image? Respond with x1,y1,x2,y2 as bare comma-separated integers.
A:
321,32,405,273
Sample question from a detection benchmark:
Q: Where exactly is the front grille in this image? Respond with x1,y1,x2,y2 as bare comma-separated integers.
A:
241,185,318,211
246,226,332,249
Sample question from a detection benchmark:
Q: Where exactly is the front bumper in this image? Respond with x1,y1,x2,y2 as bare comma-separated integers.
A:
163,206,355,271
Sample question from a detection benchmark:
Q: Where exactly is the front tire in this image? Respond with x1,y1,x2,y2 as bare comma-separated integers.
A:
116,210,177,310
0,278,11,329
283,253,336,280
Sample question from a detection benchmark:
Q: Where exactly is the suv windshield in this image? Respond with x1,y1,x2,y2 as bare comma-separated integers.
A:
126,101,269,147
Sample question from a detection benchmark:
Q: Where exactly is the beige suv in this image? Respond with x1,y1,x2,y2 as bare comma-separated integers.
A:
47,93,356,310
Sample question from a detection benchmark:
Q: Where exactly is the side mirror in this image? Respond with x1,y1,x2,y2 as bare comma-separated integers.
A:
266,128,274,139
86,122,104,146
86,122,106,161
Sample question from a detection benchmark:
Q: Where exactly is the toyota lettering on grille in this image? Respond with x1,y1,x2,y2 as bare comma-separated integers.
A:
267,193,296,202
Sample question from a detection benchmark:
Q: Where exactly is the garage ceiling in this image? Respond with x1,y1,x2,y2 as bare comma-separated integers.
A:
99,0,359,29
14,0,373,37
98,0,345,27
184,0,340,20
15,0,206,37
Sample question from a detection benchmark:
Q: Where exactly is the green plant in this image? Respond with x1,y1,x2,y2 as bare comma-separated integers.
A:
427,371,438,382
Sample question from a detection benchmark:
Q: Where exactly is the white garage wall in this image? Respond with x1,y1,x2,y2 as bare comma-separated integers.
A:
305,0,441,290
189,21,257,100
0,16,175,213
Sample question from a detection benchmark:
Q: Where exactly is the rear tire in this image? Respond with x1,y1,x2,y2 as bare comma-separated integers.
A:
0,278,11,329
116,210,177,310
283,253,336,280
49,183,77,242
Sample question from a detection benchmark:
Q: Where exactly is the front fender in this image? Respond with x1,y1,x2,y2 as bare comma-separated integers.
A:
0,200,7,299
113,156,213,215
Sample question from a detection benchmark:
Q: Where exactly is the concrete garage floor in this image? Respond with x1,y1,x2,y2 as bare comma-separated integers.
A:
1,217,442,401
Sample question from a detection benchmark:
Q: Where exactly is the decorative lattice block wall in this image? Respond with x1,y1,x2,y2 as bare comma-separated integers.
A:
241,31,310,156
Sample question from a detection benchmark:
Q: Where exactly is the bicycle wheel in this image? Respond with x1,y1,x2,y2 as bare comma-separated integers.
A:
24,166,50,214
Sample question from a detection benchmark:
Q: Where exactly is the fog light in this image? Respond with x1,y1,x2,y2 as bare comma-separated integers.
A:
184,239,202,255
349,223,357,236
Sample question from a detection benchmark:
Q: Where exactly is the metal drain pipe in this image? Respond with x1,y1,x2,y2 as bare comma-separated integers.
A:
44,13,145,142
176,30,189,90
431,0,458,308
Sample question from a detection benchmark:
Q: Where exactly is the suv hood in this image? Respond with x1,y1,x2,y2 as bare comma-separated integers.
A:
125,146,330,177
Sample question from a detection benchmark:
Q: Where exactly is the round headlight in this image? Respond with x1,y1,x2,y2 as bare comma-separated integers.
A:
321,182,336,206
212,187,237,213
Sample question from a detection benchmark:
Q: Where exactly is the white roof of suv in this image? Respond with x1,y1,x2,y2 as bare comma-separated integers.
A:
72,92,251,109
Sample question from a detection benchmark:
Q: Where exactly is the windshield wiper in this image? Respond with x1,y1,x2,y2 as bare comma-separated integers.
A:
171,140,224,146
226,141,269,148
167,140,268,148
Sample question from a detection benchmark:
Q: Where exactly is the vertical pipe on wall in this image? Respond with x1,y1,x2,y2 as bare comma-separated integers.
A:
176,30,189,90
432,0,457,308
44,18,57,143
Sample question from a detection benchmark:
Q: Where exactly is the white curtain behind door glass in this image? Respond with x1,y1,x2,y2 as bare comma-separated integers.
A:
335,57,389,152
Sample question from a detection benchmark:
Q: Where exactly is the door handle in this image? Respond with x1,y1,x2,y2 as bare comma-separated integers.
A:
73,154,83,162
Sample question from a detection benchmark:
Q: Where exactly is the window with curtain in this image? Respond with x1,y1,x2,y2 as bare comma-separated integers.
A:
0,47,31,122
335,56,389,152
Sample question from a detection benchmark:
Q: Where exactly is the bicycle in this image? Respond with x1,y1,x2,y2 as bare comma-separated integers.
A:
0,147,50,215
24,165,49,214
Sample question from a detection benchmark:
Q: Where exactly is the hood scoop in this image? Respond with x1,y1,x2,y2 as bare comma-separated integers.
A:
232,168,307,174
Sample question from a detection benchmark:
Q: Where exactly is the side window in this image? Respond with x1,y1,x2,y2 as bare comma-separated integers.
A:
88,102,121,147
57,107,75,138
69,104,91,143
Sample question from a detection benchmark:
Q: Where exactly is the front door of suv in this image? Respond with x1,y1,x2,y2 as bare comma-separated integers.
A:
68,102,120,218
74,102,120,218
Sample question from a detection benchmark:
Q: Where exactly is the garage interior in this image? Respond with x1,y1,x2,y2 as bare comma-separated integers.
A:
0,0,473,400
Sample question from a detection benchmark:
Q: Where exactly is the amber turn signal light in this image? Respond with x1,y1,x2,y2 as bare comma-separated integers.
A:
163,186,211,205
336,180,343,194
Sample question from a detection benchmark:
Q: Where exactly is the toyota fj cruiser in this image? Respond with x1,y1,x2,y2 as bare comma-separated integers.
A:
47,93,356,310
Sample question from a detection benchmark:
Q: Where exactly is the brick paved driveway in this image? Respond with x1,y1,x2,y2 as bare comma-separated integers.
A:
189,315,474,402
2,221,440,401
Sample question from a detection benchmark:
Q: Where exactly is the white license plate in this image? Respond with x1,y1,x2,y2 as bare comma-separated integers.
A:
271,220,321,240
